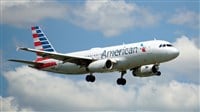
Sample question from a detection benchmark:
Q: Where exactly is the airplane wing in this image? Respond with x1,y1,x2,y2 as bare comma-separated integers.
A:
8,59,43,66
18,47,95,66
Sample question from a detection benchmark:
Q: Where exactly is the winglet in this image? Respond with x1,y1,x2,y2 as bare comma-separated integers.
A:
16,47,29,51
19,47,28,51
16,45,24,51
16,46,20,51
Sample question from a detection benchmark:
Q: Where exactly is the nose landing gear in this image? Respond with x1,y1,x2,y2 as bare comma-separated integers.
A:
85,73,95,82
156,71,161,76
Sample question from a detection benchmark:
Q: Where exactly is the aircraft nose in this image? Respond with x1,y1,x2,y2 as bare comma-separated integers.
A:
170,48,179,58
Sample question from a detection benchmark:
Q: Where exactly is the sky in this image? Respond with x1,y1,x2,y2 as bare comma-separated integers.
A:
0,0,199,111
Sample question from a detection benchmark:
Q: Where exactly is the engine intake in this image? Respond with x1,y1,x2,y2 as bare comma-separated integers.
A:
88,59,114,72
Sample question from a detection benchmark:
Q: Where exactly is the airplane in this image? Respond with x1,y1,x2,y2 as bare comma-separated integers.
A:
9,26,179,85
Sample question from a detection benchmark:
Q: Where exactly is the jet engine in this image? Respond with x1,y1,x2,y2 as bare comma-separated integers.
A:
88,59,114,72
132,64,161,77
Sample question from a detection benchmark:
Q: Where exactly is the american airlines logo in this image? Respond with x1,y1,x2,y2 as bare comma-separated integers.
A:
141,47,146,52
140,43,146,53
101,47,138,58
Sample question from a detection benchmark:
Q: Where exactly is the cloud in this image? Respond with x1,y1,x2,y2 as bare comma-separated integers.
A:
67,0,160,37
3,66,199,111
161,35,200,83
0,96,33,111
1,0,67,27
1,0,159,36
168,9,199,29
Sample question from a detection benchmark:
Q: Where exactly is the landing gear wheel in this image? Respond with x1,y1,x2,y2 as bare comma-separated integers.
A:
116,71,127,85
117,78,121,85
117,78,126,85
156,71,161,76
86,75,90,82
90,75,95,82
121,78,126,85
85,74,96,82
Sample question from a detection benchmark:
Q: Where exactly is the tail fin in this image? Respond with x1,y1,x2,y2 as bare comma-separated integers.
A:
31,26,56,61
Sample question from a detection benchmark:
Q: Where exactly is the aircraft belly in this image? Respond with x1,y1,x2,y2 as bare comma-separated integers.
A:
114,53,155,70
130,53,155,66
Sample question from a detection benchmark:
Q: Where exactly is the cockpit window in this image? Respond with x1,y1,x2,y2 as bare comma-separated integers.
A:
166,44,173,47
159,44,173,48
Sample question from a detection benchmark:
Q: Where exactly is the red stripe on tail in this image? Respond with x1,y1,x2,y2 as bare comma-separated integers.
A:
32,34,38,38
31,27,35,30
34,42,42,46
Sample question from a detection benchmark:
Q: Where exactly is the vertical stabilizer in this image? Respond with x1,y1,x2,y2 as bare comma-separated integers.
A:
31,26,56,61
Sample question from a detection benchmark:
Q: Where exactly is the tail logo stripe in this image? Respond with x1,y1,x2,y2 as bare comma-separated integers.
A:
41,41,49,45
39,38,47,41
34,42,42,46
31,27,36,30
45,49,54,52
32,34,44,38
36,30,41,33
33,34,38,38
38,34,44,37
43,45,51,49
31,26,39,30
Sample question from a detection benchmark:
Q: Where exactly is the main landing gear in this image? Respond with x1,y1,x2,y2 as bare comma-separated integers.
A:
116,71,126,85
85,71,127,85
85,73,95,82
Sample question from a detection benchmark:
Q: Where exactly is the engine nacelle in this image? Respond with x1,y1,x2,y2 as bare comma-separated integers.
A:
133,64,159,77
88,59,114,72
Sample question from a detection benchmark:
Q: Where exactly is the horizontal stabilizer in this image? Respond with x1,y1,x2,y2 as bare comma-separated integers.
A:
8,59,42,66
